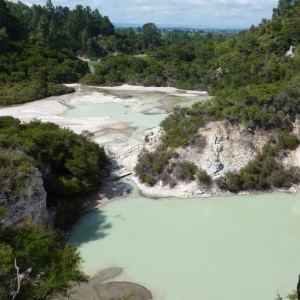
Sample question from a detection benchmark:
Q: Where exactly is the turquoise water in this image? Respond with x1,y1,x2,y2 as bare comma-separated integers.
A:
64,102,167,131
65,87,300,299
69,182,300,300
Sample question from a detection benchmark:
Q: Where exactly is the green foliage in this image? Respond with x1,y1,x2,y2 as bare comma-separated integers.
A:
177,161,198,181
0,243,13,299
0,82,75,105
0,44,89,105
3,0,214,61
84,1,300,133
210,84,300,130
197,170,212,185
275,291,298,300
81,54,166,86
216,139,300,192
142,23,162,49
0,117,110,201
286,291,298,300
0,225,85,300
82,39,219,90
134,150,179,186
273,0,296,17
0,148,34,196
278,131,299,150
160,105,205,147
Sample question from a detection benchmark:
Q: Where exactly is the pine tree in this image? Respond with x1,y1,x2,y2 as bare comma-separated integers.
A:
36,15,49,46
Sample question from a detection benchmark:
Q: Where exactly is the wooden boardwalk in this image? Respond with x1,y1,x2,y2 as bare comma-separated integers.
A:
111,144,144,160
106,173,133,182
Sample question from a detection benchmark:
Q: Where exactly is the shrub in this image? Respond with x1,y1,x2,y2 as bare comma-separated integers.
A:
135,150,179,186
0,225,85,299
177,161,198,181
0,148,34,196
277,131,299,150
160,106,205,148
216,138,300,192
197,170,212,185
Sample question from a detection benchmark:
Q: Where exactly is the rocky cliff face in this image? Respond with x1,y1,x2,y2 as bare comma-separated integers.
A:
144,121,271,179
179,120,271,177
0,169,48,228
135,121,300,198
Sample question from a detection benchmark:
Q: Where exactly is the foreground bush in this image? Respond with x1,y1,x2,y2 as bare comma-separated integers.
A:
0,223,85,300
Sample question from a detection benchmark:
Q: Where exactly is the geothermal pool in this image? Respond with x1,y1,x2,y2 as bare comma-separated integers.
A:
63,86,300,300
69,181,300,300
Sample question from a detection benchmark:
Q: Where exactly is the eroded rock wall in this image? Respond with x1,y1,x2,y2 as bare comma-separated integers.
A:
136,121,293,198
0,170,48,228
177,121,270,178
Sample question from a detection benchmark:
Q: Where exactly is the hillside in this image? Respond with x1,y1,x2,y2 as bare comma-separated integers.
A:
133,0,300,193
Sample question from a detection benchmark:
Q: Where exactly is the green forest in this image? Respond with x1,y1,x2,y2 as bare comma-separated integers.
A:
0,0,226,105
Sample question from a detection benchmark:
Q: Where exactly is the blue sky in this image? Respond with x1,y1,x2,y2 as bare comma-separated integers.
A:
21,0,279,28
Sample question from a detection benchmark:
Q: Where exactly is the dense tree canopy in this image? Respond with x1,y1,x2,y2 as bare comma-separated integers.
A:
0,117,109,201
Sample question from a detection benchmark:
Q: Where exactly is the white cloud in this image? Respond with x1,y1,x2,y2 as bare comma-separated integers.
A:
16,0,279,28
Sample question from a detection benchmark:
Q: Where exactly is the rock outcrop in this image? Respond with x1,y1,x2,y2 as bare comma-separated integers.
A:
0,169,48,228
177,120,270,178
134,121,300,198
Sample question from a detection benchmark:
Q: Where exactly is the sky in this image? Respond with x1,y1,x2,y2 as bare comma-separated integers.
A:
20,0,279,28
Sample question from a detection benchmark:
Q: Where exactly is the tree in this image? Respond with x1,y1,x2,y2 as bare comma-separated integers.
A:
0,0,19,40
273,0,295,17
142,22,161,49
6,1,32,40
45,0,55,15
36,14,49,46
100,16,115,36
0,226,85,299
0,27,9,51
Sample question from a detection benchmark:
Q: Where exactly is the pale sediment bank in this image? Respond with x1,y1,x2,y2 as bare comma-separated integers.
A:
53,267,153,300
83,83,208,95
0,84,207,145
0,84,209,206
134,176,300,200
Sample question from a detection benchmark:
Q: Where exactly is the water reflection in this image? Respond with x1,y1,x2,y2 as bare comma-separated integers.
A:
69,211,112,247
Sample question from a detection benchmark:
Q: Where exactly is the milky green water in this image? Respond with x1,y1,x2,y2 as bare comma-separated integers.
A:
63,102,167,132
69,182,300,300
65,87,300,299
